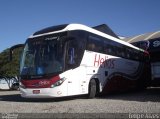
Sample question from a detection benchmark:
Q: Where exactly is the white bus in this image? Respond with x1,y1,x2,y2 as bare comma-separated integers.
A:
14,24,150,98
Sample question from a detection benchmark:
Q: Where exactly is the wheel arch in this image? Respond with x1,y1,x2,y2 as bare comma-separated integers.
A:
89,78,100,94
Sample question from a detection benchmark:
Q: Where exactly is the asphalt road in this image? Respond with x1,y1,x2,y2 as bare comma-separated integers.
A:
0,87,160,118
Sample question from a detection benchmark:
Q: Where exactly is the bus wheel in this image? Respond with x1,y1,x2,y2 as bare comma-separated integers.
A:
88,79,96,98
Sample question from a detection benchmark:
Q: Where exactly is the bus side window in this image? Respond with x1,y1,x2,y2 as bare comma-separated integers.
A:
66,40,80,69
87,35,104,53
68,47,75,65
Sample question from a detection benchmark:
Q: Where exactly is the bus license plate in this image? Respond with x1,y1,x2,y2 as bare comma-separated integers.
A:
33,90,40,94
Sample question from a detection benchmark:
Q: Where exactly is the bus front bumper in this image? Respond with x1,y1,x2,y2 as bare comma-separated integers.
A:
20,87,66,98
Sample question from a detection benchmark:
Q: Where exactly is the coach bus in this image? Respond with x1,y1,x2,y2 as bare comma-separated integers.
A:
132,39,160,86
12,24,150,98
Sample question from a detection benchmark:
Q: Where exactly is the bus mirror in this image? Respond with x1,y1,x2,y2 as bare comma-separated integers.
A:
68,47,75,65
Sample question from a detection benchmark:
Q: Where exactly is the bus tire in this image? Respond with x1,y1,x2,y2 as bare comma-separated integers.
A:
88,79,96,98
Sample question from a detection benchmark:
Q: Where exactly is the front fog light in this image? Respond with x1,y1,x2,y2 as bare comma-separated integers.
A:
51,77,66,88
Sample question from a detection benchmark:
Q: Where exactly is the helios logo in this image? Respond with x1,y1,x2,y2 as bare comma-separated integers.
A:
94,54,115,68
153,40,160,47
30,81,50,87
39,81,50,85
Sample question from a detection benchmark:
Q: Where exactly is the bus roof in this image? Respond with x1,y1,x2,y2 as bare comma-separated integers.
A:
30,23,143,51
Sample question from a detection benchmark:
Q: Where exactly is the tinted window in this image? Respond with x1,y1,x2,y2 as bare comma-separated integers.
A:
65,31,86,70
86,32,145,61
87,35,104,53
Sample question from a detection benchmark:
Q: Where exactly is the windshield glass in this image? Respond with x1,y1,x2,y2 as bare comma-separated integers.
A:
20,34,65,78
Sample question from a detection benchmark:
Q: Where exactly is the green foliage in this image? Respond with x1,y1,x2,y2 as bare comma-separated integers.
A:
0,47,23,77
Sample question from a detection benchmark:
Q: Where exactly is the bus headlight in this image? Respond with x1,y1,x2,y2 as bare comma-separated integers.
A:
50,77,66,88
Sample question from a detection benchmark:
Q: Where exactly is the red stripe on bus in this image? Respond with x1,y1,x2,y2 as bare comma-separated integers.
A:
21,75,60,88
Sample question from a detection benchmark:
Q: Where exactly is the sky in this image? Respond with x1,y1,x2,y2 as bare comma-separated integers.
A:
0,0,160,52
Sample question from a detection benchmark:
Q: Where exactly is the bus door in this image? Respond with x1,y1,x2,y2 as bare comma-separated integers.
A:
65,42,79,95
65,40,86,95
75,66,87,94
66,69,80,95
66,65,87,95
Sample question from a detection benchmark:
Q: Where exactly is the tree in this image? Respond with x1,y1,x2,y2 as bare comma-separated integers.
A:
0,47,23,77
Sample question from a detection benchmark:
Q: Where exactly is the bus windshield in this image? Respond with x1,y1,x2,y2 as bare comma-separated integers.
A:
20,34,65,78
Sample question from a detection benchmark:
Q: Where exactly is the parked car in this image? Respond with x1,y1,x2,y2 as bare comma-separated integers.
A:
0,76,19,90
